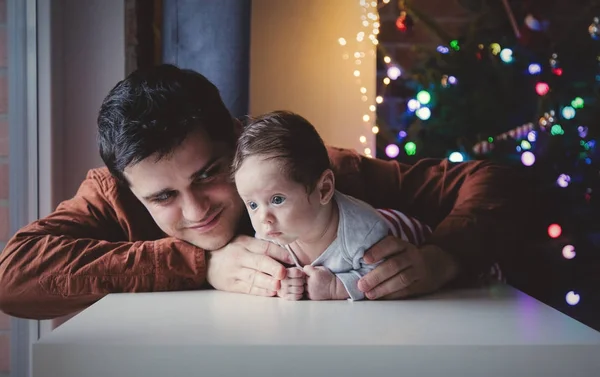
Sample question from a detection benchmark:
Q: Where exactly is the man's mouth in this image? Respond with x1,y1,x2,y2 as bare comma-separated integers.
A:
188,208,223,233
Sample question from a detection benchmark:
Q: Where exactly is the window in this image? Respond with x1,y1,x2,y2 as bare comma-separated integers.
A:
2,0,39,376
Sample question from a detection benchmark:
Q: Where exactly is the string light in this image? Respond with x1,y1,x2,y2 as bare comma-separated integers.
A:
338,1,381,157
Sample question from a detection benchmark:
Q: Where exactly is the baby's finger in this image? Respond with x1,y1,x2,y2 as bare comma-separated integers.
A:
285,277,305,287
283,293,303,301
286,285,304,295
286,267,305,278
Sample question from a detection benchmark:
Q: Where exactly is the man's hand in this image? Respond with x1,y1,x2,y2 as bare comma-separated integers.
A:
303,266,348,300
206,235,292,297
357,236,460,300
277,267,305,301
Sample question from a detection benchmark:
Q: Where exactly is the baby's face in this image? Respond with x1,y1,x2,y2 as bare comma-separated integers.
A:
234,155,322,245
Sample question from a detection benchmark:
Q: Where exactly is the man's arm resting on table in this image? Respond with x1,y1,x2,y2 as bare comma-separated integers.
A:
0,171,206,320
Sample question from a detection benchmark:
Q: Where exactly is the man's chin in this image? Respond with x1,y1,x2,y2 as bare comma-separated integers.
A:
186,231,235,251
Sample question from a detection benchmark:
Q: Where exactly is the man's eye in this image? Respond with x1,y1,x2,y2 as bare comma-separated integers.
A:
194,164,225,183
153,192,175,204
195,171,212,182
271,196,285,205
248,202,258,210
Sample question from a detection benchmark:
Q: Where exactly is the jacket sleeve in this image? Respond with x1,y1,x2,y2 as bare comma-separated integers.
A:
334,152,529,282
0,170,206,320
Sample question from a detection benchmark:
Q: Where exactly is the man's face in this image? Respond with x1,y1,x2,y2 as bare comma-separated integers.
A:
235,155,323,245
124,130,245,251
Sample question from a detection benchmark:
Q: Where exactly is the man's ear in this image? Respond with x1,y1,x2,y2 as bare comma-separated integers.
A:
317,169,336,205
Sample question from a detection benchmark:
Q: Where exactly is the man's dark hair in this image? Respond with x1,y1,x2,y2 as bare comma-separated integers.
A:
232,111,331,193
98,64,236,184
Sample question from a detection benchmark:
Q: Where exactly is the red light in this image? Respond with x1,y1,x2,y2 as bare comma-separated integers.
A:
396,17,407,32
536,82,550,96
552,68,563,76
548,224,562,238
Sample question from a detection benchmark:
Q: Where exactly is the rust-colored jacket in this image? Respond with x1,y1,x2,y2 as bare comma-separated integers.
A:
0,147,525,319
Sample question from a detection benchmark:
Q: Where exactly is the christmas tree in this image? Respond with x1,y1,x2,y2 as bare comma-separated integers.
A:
374,0,600,330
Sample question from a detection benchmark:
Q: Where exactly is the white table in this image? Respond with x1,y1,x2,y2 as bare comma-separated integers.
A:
33,284,600,377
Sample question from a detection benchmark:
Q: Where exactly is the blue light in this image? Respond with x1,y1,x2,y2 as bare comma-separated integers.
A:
499,48,513,63
562,106,576,120
448,152,464,163
528,63,542,74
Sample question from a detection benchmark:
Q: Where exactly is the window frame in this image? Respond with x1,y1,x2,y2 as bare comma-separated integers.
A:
8,0,40,376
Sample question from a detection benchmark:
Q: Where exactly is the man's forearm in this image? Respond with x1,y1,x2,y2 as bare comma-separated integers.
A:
0,232,206,319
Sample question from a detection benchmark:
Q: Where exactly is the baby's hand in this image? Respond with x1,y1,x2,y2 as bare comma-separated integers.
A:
277,267,305,301
303,266,347,300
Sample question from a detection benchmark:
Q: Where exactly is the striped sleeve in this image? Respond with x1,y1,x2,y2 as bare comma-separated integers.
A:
377,209,433,246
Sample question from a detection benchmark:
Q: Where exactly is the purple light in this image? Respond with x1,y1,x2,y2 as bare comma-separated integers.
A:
448,76,457,85
387,65,402,80
398,130,407,139
437,45,449,54
385,144,400,158
407,99,420,112
521,151,536,166
556,174,571,188
562,245,576,259
527,131,537,142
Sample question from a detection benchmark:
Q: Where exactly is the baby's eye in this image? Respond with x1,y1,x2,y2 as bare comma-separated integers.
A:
248,202,258,210
271,195,285,205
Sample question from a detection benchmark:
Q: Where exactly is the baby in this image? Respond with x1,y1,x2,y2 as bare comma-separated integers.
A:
232,111,432,301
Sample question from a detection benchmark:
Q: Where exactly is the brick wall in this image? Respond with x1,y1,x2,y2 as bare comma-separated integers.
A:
0,0,10,373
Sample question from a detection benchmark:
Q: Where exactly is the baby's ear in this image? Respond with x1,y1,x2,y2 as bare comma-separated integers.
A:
317,169,336,205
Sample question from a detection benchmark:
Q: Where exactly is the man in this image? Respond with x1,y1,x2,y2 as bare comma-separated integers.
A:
0,64,527,319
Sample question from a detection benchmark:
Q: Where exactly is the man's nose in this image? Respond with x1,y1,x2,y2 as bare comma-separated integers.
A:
182,191,211,222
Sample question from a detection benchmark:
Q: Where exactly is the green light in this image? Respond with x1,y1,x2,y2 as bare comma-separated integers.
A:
551,124,564,135
405,142,417,156
488,137,494,143
450,40,460,51
571,97,584,109
520,140,531,150
416,90,431,105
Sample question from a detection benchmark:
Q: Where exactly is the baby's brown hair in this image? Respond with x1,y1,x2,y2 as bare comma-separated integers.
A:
232,111,331,193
